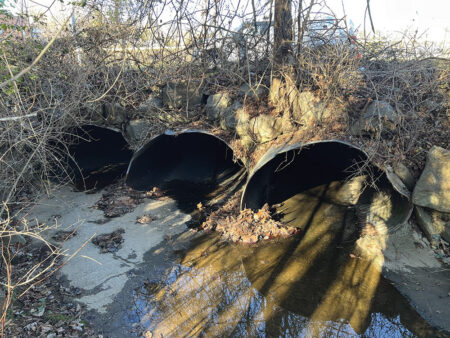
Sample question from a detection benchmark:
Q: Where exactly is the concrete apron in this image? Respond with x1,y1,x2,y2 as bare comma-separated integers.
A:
23,184,450,334
25,185,190,313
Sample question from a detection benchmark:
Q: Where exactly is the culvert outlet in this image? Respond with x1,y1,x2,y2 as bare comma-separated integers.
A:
241,140,412,232
126,130,246,211
63,125,133,190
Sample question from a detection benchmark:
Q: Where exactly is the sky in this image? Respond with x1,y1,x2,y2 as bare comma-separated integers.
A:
327,0,449,43
6,0,450,45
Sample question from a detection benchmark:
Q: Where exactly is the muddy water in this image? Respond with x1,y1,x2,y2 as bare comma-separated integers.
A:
126,199,444,337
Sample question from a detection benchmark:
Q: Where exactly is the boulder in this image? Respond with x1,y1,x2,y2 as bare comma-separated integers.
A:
291,91,331,127
103,103,127,126
415,206,450,244
219,102,243,130
235,109,254,148
155,110,189,124
350,100,399,135
126,119,150,141
162,82,204,109
413,146,450,213
393,162,416,191
239,83,268,99
248,114,283,143
138,95,163,113
206,93,232,121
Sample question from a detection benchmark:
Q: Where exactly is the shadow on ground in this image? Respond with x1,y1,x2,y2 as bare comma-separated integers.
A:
119,195,446,337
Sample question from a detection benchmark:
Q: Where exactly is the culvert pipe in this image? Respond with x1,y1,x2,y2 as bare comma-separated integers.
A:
63,125,133,190
241,140,412,232
126,130,246,212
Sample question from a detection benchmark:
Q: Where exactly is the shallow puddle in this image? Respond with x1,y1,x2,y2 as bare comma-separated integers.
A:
126,200,445,337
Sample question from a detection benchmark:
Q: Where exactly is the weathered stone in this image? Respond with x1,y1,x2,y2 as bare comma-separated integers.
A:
239,83,268,98
415,206,450,244
413,146,450,213
393,162,416,191
248,114,283,143
126,119,150,141
235,109,254,148
103,103,127,126
219,102,243,130
350,100,399,135
291,91,331,127
155,110,189,124
162,82,203,109
206,93,232,121
138,95,163,113
236,119,250,139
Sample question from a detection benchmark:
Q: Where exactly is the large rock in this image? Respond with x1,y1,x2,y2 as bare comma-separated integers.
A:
219,102,243,130
413,146,450,213
138,95,163,113
393,162,416,191
291,91,331,127
162,82,204,109
415,206,450,244
350,100,399,135
235,108,254,148
103,103,128,126
239,83,268,99
155,110,189,124
126,119,150,141
206,93,232,121
248,114,283,143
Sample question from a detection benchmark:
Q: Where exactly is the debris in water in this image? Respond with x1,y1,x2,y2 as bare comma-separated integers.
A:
202,192,300,243
145,187,165,199
92,229,125,253
136,214,153,224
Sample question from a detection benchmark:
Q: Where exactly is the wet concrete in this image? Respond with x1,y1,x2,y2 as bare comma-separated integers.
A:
24,185,450,337
24,186,190,313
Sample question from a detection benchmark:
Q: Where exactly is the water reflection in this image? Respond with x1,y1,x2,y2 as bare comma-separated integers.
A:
127,201,444,337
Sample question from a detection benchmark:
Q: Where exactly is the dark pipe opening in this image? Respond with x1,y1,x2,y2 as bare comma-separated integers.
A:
240,141,413,333
126,131,246,213
241,141,411,231
64,125,133,190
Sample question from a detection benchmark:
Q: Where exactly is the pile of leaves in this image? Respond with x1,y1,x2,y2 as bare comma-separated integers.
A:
201,193,300,244
136,214,153,224
94,181,164,218
91,229,125,254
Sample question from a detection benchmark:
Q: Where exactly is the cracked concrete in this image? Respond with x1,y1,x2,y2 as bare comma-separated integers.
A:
22,185,450,335
24,186,190,313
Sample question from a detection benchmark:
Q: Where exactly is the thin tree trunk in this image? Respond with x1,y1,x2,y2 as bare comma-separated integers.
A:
270,0,293,106
273,0,292,71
